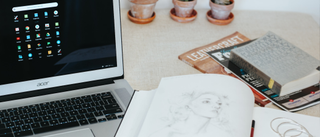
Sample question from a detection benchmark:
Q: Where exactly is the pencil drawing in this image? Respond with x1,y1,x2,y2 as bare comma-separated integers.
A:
149,90,232,137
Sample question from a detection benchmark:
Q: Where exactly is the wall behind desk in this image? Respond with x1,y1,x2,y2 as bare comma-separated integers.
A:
120,0,320,25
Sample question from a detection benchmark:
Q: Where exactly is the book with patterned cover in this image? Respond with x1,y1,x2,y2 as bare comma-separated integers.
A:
230,31,320,96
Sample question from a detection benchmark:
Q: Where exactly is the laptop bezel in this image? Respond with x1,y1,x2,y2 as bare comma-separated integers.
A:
0,0,124,101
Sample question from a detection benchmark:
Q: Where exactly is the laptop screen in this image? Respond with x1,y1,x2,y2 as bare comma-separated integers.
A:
0,0,123,96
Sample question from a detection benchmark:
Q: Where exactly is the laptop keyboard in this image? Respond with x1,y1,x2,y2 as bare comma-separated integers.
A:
0,92,123,137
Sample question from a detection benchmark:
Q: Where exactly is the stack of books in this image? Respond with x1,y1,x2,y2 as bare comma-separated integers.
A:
180,31,320,112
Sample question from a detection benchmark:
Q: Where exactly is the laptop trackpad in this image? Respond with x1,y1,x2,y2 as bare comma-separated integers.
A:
43,128,95,137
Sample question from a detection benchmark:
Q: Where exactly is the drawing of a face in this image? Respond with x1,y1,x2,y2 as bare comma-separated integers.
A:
188,94,222,118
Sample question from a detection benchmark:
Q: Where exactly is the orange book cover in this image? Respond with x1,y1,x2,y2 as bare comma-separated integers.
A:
178,32,270,106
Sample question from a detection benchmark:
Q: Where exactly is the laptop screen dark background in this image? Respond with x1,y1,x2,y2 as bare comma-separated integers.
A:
0,0,117,85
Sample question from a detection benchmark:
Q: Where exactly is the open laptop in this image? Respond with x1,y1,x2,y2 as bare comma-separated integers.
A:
0,0,134,137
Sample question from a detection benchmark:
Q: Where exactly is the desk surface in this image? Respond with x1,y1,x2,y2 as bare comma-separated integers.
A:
120,9,320,117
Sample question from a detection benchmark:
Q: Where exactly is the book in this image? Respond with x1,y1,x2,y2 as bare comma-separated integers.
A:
229,31,320,96
115,74,320,137
178,32,270,107
207,44,320,112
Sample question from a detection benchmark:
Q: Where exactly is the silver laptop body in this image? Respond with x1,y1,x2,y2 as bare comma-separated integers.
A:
0,0,133,136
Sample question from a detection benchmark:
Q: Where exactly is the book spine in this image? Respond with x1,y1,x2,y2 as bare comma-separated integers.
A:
230,51,282,95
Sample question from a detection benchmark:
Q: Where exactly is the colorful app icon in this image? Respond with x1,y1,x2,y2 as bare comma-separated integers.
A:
24,14,28,18
57,40,61,45
55,22,59,26
25,26,30,30
18,55,23,59
44,12,48,16
37,43,41,47
45,23,50,27
57,49,61,54
16,37,20,40
47,42,51,45
26,35,30,40
14,15,18,20
34,13,38,18
36,33,41,38
27,44,31,49
48,50,52,55
35,24,40,29
56,31,60,36
15,27,19,31
46,33,50,37
54,10,58,15
28,53,32,57
17,46,21,50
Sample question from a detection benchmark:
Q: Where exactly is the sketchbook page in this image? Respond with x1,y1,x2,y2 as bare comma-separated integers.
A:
253,107,320,137
137,74,255,137
116,90,157,137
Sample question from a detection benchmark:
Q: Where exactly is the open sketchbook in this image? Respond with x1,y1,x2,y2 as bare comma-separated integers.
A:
116,74,320,137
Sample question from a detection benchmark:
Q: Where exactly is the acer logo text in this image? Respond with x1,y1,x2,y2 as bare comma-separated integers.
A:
37,82,49,87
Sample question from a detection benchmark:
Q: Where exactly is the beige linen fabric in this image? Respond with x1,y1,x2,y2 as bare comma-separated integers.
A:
120,9,320,117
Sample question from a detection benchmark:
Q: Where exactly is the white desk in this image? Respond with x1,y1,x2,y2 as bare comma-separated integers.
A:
120,9,320,117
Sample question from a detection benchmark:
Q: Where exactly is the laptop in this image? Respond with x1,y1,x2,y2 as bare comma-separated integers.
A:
0,0,134,137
